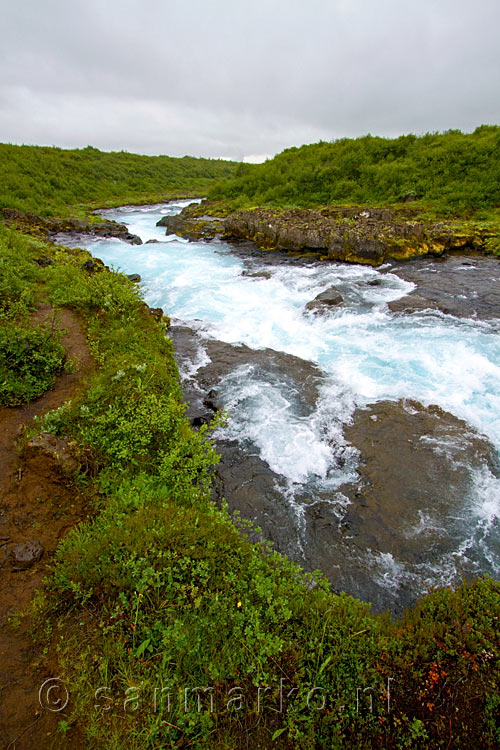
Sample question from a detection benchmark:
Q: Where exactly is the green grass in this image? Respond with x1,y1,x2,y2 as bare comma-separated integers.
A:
0,226,67,404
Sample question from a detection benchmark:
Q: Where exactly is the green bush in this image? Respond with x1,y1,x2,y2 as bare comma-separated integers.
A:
0,321,66,405
0,227,49,320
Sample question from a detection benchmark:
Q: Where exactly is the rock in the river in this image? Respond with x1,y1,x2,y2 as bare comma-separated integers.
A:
386,254,500,320
127,273,141,283
10,540,44,570
222,206,493,265
388,293,440,314
203,389,219,412
339,399,499,563
305,287,343,312
241,269,272,279
157,212,223,241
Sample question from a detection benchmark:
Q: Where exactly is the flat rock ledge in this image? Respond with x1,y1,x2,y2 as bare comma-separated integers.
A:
223,207,489,265
1,208,143,245
160,200,495,266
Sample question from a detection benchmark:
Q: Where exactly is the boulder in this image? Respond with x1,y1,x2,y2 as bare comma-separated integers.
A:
305,287,344,313
23,433,80,474
203,389,219,412
127,273,141,283
10,540,44,570
388,294,440,314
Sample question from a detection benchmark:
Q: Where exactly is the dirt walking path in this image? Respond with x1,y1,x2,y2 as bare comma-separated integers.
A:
0,305,93,749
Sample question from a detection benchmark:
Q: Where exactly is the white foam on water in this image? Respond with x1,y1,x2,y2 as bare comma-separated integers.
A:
98,199,201,244
216,364,332,484
214,364,360,488
405,510,447,539
471,466,500,525
369,552,408,593
176,341,211,381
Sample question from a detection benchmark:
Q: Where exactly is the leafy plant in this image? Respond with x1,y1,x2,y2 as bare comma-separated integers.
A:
0,321,65,405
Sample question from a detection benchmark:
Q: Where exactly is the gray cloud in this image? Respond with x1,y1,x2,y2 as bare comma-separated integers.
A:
1,0,499,159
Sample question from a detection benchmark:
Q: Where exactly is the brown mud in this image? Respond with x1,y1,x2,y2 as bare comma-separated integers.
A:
0,305,92,750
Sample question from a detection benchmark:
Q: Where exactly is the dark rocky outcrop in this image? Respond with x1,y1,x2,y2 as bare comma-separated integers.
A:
388,293,441,314
339,399,499,564
222,206,489,266
1,208,142,245
156,200,230,241
158,199,496,266
127,273,141,283
157,213,224,242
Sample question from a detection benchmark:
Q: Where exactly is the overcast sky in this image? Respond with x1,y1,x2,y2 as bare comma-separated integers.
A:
1,0,499,161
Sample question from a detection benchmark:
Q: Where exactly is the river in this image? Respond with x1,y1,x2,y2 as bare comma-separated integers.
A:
58,200,500,613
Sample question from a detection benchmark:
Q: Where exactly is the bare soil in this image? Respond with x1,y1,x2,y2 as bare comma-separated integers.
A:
0,305,93,749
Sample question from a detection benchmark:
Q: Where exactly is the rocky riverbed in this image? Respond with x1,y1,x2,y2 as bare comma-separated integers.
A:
66,200,500,615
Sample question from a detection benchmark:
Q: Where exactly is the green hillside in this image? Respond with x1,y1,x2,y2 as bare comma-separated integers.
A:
0,143,238,217
210,125,500,216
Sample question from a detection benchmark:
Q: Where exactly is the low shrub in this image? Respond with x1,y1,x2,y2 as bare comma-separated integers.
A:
0,321,66,405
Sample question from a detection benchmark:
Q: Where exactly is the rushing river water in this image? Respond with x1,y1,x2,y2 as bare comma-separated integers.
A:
62,200,500,613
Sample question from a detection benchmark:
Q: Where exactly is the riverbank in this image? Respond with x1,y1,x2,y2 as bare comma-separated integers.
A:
1,210,500,748
157,198,500,265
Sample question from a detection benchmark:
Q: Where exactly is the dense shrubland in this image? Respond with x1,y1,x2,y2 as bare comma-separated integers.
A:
210,126,500,216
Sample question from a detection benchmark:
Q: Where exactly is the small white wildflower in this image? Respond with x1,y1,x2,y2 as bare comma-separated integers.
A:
112,369,126,381
134,363,147,373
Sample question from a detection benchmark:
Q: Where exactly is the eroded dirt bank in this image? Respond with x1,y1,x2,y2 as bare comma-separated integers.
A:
0,305,92,750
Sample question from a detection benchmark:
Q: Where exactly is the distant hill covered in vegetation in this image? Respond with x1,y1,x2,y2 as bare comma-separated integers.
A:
210,125,500,216
0,143,238,217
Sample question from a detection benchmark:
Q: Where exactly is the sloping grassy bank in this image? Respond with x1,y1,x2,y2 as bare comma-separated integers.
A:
2,226,499,748
0,143,238,219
